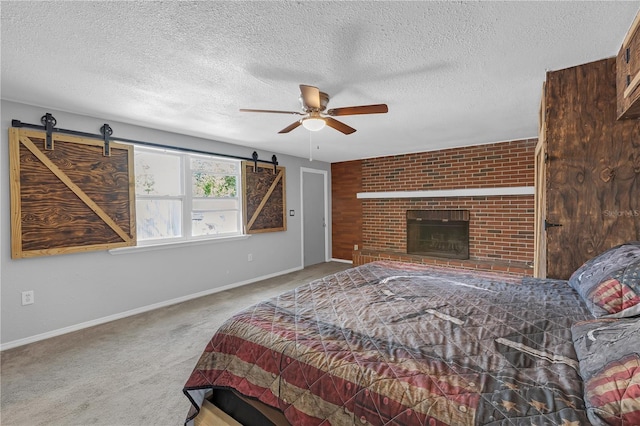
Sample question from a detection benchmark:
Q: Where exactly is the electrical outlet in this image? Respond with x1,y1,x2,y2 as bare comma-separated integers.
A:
354,244,359,251
248,253,253,262
22,290,34,306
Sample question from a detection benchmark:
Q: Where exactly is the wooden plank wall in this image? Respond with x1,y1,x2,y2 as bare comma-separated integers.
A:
545,57,640,279
331,160,362,261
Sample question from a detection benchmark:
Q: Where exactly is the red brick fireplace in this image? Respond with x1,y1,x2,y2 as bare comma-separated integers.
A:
331,138,537,276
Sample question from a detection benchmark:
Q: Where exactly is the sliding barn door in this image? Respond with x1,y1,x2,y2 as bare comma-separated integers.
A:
9,128,136,258
242,162,286,234
545,58,640,279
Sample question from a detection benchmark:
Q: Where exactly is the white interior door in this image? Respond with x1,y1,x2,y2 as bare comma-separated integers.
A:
301,168,328,267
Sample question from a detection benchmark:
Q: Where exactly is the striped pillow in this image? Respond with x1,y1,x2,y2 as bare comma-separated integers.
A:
588,261,640,315
568,242,640,318
572,318,640,425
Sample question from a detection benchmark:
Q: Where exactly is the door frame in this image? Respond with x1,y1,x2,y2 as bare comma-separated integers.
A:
534,139,547,278
534,82,547,278
300,167,329,267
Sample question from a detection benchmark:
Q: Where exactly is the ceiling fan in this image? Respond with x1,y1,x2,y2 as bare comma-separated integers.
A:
240,84,388,135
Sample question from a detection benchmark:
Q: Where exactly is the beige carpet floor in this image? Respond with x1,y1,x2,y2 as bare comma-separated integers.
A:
1,261,352,426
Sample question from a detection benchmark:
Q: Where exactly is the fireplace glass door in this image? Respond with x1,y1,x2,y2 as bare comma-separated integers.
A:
406,210,470,260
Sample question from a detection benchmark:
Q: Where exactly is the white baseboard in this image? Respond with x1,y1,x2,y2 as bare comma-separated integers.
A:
0,265,303,351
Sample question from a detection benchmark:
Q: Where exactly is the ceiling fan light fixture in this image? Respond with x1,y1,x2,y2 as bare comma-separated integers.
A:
302,117,326,132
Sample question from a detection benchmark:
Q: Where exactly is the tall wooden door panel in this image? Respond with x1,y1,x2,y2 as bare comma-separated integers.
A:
545,58,640,279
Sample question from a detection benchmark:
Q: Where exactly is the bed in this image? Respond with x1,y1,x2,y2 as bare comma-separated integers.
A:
183,242,640,425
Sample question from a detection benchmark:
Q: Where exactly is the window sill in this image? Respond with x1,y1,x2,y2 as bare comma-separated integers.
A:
108,234,251,255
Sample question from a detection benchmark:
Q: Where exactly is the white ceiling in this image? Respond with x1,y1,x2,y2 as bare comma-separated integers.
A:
2,1,638,163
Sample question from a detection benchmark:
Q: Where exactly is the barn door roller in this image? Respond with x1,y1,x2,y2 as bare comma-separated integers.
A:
41,113,56,150
100,124,113,156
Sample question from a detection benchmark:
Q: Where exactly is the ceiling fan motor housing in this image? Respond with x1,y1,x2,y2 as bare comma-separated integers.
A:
300,92,330,112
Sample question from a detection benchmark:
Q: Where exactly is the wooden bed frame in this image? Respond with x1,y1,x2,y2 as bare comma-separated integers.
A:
194,400,241,426
193,389,290,426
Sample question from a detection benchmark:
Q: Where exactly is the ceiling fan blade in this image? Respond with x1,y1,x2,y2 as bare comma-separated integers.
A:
327,104,388,116
325,117,356,135
278,121,302,134
240,108,303,115
299,84,321,110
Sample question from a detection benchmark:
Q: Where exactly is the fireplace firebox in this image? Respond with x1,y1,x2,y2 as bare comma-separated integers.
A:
406,210,470,260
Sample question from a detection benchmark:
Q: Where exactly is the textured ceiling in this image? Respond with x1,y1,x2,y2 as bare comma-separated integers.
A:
2,1,638,163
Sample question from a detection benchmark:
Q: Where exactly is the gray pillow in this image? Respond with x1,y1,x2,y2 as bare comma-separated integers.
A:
568,242,640,318
571,318,640,425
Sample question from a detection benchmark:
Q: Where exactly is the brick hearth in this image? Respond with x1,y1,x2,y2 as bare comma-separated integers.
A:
353,249,533,276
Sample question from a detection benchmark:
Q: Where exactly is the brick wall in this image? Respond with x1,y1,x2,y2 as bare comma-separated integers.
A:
331,138,537,274
361,139,534,191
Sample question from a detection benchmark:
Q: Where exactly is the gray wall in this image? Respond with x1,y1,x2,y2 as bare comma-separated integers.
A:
1,100,332,348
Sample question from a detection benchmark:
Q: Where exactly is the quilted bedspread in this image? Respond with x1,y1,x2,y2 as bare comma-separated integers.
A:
183,261,595,425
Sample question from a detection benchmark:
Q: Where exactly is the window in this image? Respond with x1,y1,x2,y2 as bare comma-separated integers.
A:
134,146,242,245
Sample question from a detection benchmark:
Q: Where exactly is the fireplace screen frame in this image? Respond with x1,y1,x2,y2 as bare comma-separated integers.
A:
406,210,470,260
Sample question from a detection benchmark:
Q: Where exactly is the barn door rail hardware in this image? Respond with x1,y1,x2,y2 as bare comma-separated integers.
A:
41,113,56,150
250,151,280,174
100,124,113,156
11,114,279,167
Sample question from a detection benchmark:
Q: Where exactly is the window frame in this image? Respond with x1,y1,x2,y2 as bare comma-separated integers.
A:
133,145,243,247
